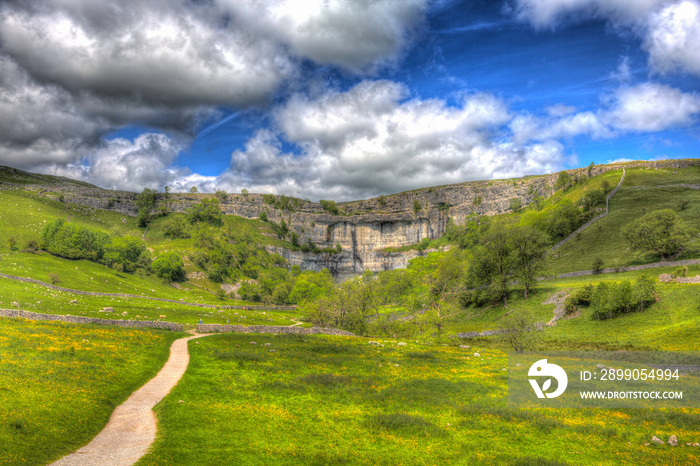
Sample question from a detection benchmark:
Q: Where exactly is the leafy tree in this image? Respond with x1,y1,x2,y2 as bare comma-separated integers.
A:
581,188,605,211
136,188,157,227
378,195,386,205
242,188,249,197
152,252,186,282
510,225,549,299
187,198,223,226
553,171,572,191
587,162,594,177
468,223,515,304
189,186,199,194
592,257,604,274
509,197,522,212
215,189,228,201
259,210,268,222
622,209,695,260
7,236,17,250
413,199,422,212
163,216,190,238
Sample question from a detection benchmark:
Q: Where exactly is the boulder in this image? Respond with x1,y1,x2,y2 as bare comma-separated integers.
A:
102,307,114,313
668,435,678,446
651,436,664,445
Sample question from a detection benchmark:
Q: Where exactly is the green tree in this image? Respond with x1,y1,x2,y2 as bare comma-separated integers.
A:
622,209,695,260
510,225,549,299
163,216,190,238
509,197,522,212
136,188,157,227
189,186,199,194
241,188,249,197
553,171,572,191
187,198,223,226
413,199,422,212
152,252,186,282
468,223,515,304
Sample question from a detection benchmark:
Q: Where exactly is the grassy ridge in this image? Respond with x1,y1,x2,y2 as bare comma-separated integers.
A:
0,318,182,464
138,333,700,465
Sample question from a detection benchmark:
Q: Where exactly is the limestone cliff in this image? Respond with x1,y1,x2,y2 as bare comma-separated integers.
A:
2,159,697,276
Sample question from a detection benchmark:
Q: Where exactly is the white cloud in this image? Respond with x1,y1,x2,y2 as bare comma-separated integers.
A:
644,0,700,76
39,133,188,192
210,80,565,201
604,82,700,131
513,0,700,77
218,0,429,73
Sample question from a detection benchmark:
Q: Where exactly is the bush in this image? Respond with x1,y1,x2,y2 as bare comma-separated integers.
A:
48,273,60,285
591,276,655,320
163,217,190,238
413,199,422,212
259,210,268,222
509,198,522,212
215,189,228,201
673,265,688,278
319,199,340,215
187,198,223,226
592,257,604,274
581,188,605,211
7,236,17,250
152,252,186,282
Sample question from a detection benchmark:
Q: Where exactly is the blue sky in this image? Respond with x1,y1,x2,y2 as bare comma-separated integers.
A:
0,0,698,200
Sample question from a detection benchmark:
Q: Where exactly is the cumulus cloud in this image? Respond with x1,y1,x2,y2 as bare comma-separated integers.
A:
39,133,188,192
644,1,700,76
511,82,700,144
513,0,700,77
218,0,428,73
605,82,700,132
0,0,432,192
211,81,565,201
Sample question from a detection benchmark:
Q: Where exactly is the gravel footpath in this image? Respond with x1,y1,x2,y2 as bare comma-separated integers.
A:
51,333,209,466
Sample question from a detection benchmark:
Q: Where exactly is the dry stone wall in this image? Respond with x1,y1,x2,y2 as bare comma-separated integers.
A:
197,323,355,336
0,308,182,331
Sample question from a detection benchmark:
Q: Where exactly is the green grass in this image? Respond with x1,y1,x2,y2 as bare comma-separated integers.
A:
0,317,182,464
138,333,700,465
548,185,700,275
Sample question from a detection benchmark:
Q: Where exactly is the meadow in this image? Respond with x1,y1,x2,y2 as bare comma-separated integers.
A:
138,333,700,465
0,317,182,464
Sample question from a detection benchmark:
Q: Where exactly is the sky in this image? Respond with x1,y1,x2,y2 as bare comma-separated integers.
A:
0,0,698,201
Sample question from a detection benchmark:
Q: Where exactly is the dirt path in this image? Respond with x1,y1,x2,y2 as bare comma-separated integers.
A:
51,333,209,466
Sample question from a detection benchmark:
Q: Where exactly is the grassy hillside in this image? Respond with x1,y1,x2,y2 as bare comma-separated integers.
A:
0,318,181,465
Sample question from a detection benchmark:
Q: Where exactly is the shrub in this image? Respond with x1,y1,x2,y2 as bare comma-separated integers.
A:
163,216,190,238
241,188,249,197
152,252,186,282
259,210,268,222
215,189,228,201
48,273,60,285
319,199,340,215
413,199,422,212
673,265,688,278
187,198,223,226
7,236,17,250
378,195,386,205
509,198,522,212
592,257,604,274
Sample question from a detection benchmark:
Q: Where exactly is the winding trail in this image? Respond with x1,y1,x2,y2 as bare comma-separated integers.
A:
51,333,209,466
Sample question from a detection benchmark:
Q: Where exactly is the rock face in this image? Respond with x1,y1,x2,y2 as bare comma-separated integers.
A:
5,159,698,277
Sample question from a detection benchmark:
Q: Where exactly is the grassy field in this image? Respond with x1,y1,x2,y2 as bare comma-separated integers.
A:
0,317,182,464
138,332,700,465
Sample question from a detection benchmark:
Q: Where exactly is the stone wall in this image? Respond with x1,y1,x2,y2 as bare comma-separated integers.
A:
0,308,183,331
197,323,355,336
0,272,295,311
